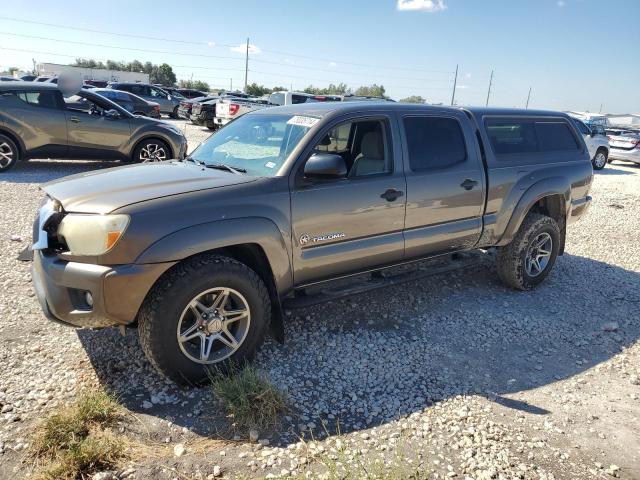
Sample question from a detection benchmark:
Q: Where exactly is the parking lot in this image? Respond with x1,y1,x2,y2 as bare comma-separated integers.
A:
1,119,639,479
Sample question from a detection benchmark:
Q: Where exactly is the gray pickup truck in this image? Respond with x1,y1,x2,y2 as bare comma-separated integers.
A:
30,102,593,384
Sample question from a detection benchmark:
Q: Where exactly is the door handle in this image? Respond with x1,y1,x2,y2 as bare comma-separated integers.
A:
69,117,81,123
460,179,478,190
380,189,404,202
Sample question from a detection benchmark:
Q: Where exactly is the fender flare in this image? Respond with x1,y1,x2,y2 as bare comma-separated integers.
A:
134,217,293,295
497,176,571,246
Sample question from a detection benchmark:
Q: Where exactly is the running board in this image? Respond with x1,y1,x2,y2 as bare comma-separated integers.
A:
283,251,488,310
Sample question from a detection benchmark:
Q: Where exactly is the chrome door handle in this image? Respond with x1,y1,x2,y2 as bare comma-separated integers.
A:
69,117,81,123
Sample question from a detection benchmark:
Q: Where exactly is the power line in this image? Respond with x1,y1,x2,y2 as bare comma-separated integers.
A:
0,15,455,75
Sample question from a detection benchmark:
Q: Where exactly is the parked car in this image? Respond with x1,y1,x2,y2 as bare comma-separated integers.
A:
571,118,609,170
176,88,208,99
29,102,593,383
0,82,187,172
92,88,161,118
191,92,253,129
20,74,37,82
214,97,270,128
269,91,341,106
107,82,182,118
177,95,218,120
606,128,640,165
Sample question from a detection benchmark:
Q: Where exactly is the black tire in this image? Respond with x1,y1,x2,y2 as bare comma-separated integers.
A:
207,125,217,131
496,213,560,290
170,106,180,119
131,138,171,163
592,148,608,170
138,254,271,385
0,134,19,173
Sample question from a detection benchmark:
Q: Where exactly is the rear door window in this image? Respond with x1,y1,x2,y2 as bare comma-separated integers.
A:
15,90,63,109
129,85,147,96
403,116,467,171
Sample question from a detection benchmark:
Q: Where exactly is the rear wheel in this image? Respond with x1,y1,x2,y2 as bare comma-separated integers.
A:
138,254,271,384
132,139,170,163
496,213,560,290
171,106,180,119
592,148,608,170
0,134,18,173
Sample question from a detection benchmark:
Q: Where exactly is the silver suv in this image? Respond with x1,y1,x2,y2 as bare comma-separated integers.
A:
0,82,187,172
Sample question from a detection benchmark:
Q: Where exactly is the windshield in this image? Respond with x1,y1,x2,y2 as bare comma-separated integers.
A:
189,113,318,176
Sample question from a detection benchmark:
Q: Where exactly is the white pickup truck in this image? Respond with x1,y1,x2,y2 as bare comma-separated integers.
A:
214,98,270,127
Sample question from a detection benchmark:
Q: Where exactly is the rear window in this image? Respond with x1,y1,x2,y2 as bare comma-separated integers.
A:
12,90,63,109
486,118,579,156
403,116,467,171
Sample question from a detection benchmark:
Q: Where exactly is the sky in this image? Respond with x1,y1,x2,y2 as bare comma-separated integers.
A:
0,0,638,113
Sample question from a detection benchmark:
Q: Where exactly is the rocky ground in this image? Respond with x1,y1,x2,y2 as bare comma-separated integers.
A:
0,120,639,479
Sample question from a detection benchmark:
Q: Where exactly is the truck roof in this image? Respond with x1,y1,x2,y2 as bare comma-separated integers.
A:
253,101,571,120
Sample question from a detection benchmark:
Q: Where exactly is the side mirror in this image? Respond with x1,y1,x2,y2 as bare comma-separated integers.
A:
304,153,347,179
590,129,597,137
105,109,120,120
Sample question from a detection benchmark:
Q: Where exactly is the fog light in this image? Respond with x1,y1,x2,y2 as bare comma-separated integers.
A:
85,291,94,308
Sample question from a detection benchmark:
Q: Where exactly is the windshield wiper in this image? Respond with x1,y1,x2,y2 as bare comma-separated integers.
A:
205,163,247,174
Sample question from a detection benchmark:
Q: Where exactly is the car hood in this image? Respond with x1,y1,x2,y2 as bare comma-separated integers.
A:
43,161,257,214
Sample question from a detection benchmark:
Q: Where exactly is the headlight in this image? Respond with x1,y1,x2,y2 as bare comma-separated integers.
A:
57,214,129,256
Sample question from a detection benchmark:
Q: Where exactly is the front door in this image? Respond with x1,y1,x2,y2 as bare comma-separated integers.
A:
291,115,406,285
65,95,131,159
399,112,485,258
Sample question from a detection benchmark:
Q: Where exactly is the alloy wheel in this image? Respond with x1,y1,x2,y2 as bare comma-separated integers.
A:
139,144,167,162
525,232,553,277
176,287,251,364
594,152,607,169
0,142,14,169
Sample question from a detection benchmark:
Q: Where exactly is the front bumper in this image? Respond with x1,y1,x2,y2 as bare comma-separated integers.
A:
32,250,175,328
609,148,640,164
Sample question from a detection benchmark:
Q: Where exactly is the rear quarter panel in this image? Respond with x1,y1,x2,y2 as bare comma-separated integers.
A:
475,114,593,247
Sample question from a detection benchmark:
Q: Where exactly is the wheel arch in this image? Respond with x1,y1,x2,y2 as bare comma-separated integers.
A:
497,177,570,251
135,218,291,342
0,127,25,156
130,135,174,160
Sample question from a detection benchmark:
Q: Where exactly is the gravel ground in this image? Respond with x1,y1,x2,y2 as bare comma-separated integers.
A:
0,120,639,479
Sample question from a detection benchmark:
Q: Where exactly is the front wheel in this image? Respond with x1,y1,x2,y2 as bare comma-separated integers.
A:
138,255,271,384
0,134,19,173
592,148,608,170
132,139,170,163
171,106,180,119
496,213,560,290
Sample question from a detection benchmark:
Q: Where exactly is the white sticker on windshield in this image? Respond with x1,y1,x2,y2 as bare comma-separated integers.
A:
287,115,320,128
265,161,276,169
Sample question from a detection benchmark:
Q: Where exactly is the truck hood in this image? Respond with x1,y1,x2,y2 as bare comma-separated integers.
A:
43,161,257,214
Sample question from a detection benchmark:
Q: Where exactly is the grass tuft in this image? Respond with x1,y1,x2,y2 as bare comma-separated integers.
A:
210,364,288,430
30,390,124,480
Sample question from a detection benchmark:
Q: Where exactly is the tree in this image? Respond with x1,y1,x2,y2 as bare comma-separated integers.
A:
303,83,351,95
355,84,386,97
150,63,176,86
399,95,426,104
245,83,272,97
179,79,210,91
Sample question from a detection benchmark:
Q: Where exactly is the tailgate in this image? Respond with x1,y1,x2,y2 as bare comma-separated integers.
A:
216,101,231,118
610,135,640,150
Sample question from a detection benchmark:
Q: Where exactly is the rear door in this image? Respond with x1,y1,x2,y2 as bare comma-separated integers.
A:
290,114,406,285
6,89,68,157
399,111,485,258
574,119,595,158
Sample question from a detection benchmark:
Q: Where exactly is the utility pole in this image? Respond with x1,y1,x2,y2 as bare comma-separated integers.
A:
525,86,532,109
244,37,249,93
230,78,233,91
599,103,603,113
450,64,458,106
485,70,494,107
32,58,37,75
